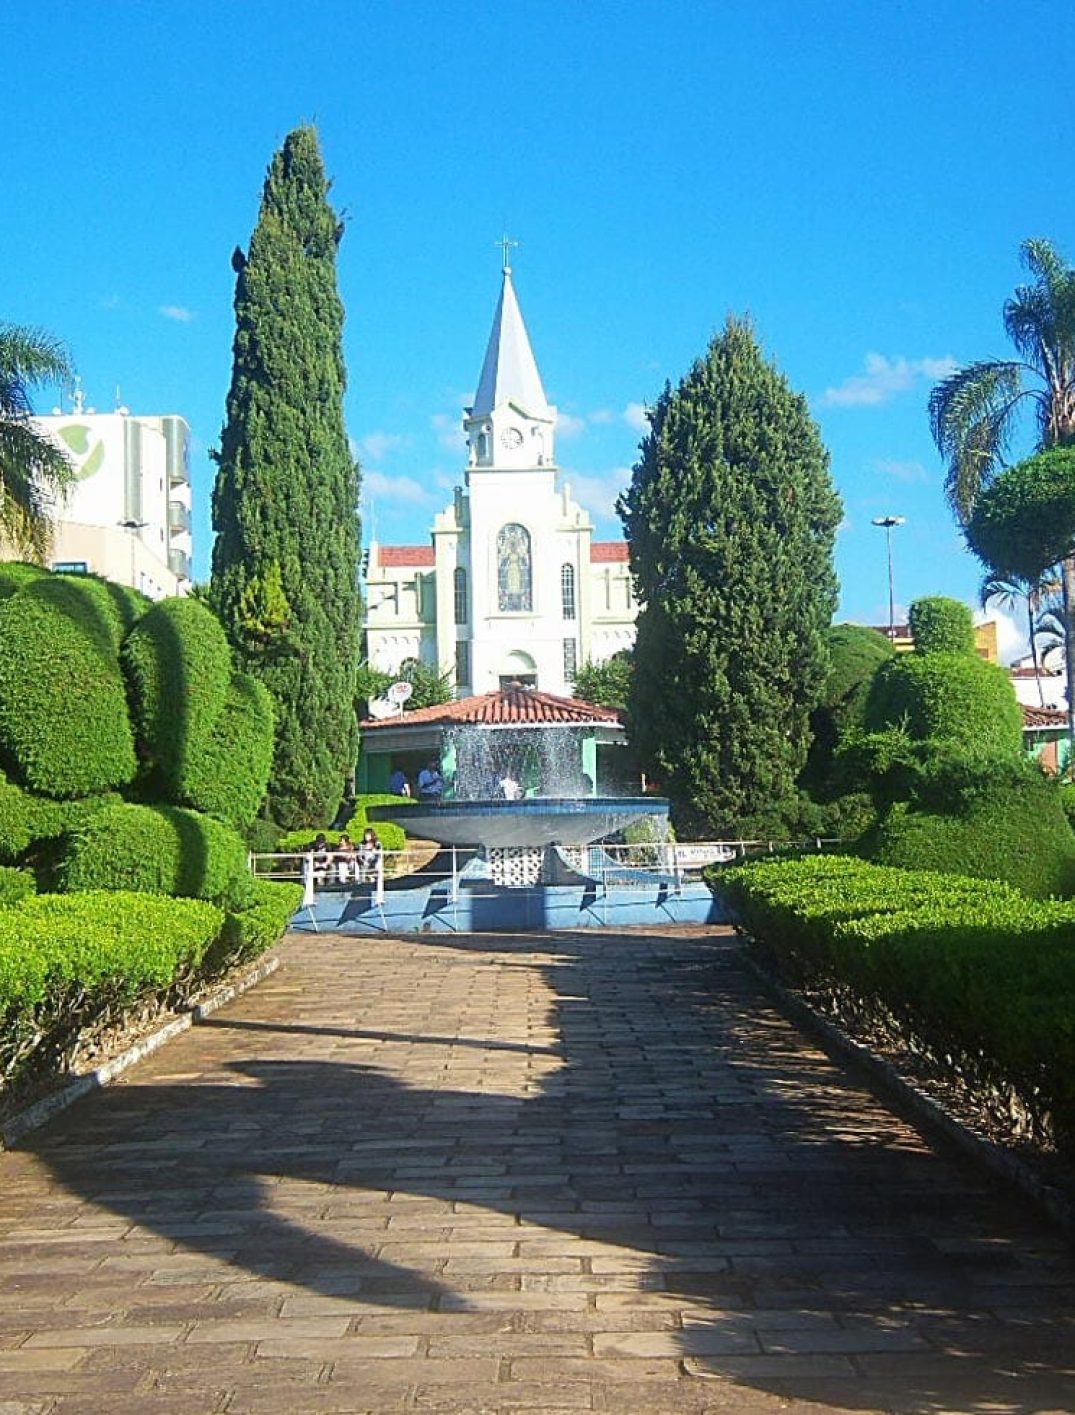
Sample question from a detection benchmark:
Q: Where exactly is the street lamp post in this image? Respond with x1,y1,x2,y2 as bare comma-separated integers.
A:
871,515,905,641
118,518,147,592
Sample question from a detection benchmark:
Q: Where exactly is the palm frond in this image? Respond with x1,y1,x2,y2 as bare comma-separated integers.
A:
0,326,72,412
928,359,1023,459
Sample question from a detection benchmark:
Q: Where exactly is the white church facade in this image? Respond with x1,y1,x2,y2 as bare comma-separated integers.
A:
364,264,637,698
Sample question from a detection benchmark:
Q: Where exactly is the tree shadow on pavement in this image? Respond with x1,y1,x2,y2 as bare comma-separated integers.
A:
20,926,1075,1413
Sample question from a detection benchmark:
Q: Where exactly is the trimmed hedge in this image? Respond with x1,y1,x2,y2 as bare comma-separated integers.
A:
122,599,272,828
182,673,274,828
0,577,138,797
58,802,252,910
217,879,303,967
908,596,975,655
0,891,224,1087
0,562,49,601
723,855,1075,1149
0,867,34,906
864,651,1023,759
861,765,1075,899
0,771,69,861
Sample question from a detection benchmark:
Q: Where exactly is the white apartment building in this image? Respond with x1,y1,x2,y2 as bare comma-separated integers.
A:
33,394,193,598
364,265,637,697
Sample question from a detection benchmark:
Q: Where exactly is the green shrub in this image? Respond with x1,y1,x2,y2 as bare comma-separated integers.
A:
0,891,223,1089
0,771,70,861
181,673,274,829
909,596,975,655
121,596,230,789
722,855,1075,1148
0,577,138,797
58,802,252,909
860,766,1075,899
0,867,34,906
215,879,303,969
0,562,49,601
244,817,284,853
1062,781,1075,830
864,651,1023,759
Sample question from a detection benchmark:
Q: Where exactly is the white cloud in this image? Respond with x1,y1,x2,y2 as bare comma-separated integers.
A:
159,304,195,322
563,466,632,521
873,457,929,483
360,431,403,463
624,402,650,433
819,354,957,409
589,408,615,425
556,411,587,438
432,411,466,453
362,470,432,505
979,605,1029,667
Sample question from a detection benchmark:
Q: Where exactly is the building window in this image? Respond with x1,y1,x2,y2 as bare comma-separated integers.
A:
454,566,468,624
563,638,578,683
561,563,576,620
455,640,470,687
497,523,532,612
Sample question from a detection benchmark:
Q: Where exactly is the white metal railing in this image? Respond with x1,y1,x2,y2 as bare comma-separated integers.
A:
249,838,840,908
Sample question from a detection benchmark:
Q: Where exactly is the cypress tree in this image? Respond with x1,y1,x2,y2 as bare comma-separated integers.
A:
210,126,360,830
618,316,841,836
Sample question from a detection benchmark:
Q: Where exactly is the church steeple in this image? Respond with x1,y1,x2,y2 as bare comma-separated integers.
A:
471,266,550,419
465,252,557,471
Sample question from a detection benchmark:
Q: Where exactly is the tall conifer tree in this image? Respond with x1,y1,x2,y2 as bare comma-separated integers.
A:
618,316,841,835
211,126,360,829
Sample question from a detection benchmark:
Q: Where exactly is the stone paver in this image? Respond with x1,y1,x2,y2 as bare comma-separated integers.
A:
1,925,1074,1412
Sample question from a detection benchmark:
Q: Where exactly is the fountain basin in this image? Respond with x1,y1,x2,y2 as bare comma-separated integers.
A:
368,796,669,848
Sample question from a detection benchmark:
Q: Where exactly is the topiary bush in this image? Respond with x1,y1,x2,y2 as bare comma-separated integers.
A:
864,651,1023,759
908,596,975,655
0,577,139,798
0,562,49,601
215,878,303,969
180,673,274,829
0,771,69,861
122,598,272,828
860,761,1075,899
58,802,252,910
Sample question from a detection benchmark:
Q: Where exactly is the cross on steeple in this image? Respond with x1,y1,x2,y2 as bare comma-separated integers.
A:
496,234,519,274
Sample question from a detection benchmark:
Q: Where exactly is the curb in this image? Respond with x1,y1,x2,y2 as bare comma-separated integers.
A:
738,946,1075,1239
0,954,280,1151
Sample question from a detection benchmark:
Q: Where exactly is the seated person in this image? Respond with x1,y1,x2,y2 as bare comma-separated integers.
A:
417,760,444,801
388,767,411,797
335,832,357,884
357,827,383,883
309,832,331,885
497,773,522,800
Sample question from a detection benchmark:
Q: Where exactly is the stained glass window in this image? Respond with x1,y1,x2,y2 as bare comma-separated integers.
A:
454,566,468,624
497,523,532,612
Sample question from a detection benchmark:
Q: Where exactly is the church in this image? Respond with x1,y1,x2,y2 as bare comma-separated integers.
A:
363,261,637,698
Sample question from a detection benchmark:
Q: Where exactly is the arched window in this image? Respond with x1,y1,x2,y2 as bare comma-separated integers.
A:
497,523,532,612
454,566,468,624
561,563,576,620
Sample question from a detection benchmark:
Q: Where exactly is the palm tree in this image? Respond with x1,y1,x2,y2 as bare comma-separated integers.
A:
0,324,76,560
979,570,1059,708
931,239,1075,756
929,238,1075,524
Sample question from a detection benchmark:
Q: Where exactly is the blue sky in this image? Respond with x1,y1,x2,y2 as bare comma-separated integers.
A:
5,1,1073,652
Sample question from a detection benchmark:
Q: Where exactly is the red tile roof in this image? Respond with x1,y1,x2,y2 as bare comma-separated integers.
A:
590,541,629,563
378,545,435,567
362,684,621,729
1022,704,1068,730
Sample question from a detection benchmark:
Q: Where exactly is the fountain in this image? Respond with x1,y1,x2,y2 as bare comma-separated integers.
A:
298,684,726,932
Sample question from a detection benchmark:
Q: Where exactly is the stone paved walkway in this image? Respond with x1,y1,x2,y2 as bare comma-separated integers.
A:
1,927,1074,1414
